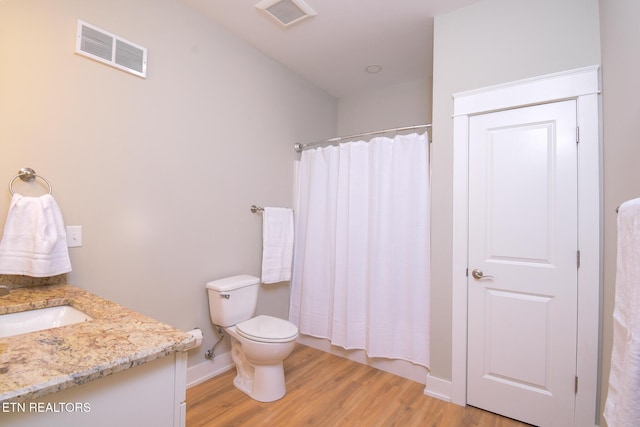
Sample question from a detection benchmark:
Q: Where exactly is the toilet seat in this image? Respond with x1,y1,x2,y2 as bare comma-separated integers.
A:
236,315,298,343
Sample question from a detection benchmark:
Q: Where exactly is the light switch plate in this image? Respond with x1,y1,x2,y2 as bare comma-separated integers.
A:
66,225,82,247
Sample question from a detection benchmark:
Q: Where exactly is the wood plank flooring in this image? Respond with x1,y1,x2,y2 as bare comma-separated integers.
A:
186,344,531,427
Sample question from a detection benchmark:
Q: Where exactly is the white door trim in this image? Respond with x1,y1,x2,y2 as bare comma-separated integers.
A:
451,65,601,426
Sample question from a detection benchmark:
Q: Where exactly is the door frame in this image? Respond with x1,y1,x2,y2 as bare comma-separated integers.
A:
451,65,601,426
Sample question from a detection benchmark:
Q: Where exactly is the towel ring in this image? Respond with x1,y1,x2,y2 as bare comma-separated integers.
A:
9,167,53,196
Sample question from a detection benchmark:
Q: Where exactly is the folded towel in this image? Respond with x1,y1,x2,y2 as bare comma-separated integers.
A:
261,207,294,284
604,198,640,427
0,193,72,277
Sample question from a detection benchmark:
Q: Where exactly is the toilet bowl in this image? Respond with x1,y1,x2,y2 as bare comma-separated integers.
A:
225,316,297,402
206,275,299,402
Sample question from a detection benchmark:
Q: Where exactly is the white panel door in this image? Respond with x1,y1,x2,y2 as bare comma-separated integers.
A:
467,100,578,426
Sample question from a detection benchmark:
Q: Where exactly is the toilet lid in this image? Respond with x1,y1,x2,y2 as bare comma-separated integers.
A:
236,315,299,343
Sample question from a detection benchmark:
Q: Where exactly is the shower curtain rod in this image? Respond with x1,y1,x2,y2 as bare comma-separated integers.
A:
293,124,432,152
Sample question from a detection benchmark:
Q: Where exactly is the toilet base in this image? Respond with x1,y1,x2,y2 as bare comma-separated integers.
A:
233,363,286,402
228,333,289,402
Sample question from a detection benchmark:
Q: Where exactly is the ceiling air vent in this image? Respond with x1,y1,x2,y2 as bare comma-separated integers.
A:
256,0,316,27
75,20,147,78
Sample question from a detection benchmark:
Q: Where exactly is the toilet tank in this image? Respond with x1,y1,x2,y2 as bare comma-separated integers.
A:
206,275,260,327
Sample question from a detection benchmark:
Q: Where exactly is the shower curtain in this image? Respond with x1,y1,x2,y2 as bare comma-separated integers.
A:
289,132,430,367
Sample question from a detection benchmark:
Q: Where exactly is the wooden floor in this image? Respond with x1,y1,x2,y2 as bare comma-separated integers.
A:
186,344,531,427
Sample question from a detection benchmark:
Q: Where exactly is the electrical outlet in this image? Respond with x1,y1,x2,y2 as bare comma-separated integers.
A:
66,226,82,248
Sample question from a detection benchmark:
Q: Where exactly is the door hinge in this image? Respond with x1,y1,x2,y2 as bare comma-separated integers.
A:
575,376,579,393
577,250,581,268
576,127,580,143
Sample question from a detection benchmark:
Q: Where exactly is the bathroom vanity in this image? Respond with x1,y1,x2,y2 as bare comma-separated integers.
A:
0,284,195,427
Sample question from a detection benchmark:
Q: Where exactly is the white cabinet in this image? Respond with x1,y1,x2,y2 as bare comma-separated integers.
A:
0,352,188,427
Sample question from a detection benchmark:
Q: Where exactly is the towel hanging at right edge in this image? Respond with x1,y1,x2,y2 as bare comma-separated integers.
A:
604,197,640,427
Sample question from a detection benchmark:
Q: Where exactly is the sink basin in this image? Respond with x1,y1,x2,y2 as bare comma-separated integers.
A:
0,305,93,338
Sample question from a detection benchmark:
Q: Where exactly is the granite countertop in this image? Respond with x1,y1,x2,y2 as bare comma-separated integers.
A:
0,284,195,402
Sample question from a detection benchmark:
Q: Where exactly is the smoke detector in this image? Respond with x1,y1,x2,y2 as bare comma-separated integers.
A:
256,0,316,27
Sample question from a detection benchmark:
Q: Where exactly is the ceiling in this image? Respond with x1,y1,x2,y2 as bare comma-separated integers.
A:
182,0,481,99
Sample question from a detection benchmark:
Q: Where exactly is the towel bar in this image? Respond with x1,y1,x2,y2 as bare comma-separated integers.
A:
8,167,53,196
251,205,264,213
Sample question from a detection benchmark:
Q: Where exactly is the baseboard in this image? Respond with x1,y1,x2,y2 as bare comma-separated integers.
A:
186,351,234,388
424,373,452,402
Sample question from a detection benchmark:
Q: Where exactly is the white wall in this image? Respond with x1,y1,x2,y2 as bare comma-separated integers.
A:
337,78,431,136
431,0,601,402
0,0,337,368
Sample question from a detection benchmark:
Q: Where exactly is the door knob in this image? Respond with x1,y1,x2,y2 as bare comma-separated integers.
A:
471,269,494,280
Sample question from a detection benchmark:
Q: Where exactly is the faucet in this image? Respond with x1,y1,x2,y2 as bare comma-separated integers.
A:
0,286,9,297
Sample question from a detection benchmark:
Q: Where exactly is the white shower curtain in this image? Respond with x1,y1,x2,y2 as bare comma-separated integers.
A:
289,132,430,367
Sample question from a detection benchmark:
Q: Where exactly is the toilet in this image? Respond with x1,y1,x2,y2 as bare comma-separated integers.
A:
206,275,299,402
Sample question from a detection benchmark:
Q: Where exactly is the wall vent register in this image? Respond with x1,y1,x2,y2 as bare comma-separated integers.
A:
75,20,147,78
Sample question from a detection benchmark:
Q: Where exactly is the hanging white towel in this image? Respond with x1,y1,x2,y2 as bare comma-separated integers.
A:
0,193,72,277
605,198,640,427
261,207,294,284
